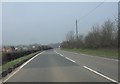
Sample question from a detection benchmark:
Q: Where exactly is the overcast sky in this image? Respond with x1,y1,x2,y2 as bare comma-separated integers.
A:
2,2,118,45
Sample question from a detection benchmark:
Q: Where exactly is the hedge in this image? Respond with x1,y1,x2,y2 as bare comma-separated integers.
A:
2,50,39,64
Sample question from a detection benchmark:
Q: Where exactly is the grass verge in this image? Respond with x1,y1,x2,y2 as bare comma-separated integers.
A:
2,51,40,72
0,52,2,57
0,52,2,73
62,48,118,59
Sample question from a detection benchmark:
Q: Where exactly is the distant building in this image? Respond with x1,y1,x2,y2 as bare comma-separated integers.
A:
2,46,15,52
28,44,40,50
15,47,22,51
14,45,30,51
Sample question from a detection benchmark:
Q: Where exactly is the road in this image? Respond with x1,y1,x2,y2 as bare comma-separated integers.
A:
3,49,118,82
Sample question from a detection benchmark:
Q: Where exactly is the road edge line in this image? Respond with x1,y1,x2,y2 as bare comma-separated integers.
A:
3,51,44,82
62,50,118,62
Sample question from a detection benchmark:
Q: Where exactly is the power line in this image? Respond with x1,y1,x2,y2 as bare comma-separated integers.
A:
77,0,105,22
69,1,105,36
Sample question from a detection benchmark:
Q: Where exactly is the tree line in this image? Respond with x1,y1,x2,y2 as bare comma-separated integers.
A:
61,19,118,49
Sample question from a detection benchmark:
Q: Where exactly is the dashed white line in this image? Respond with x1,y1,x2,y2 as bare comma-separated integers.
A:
54,50,76,63
54,50,59,54
65,57,76,63
83,66,118,83
60,54,64,57
74,53,78,54
54,50,118,83
3,51,44,82
54,50,64,57
81,54,86,55
54,51,59,55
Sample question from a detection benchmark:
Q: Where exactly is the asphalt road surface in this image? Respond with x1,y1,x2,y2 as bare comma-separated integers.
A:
4,49,118,82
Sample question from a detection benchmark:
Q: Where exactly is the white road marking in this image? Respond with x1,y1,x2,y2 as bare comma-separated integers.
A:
59,54,63,57
54,50,59,54
83,66,118,83
65,57,76,63
54,50,76,63
81,54,118,61
102,57,118,61
63,50,118,61
3,51,44,82
81,54,86,55
54,50,64,57
74,53,78,54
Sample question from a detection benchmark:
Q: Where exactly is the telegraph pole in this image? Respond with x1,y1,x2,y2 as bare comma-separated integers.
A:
76,19,78,40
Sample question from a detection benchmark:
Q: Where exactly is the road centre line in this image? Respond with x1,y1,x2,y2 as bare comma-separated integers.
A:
74,53,78,54
83,66,118,83
54,50,118,83
54,50,64,57
59,54,63,57
54,50,59,54
54,50,76,63
3,51,44,82
65,57,76,63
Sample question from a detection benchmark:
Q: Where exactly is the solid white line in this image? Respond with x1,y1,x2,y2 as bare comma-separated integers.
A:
83,66,118,83
3,51,44,82
19,51,44,69
81,54,118,61
102,57,118,61
81,54,86,55
65,57,76,63
63,50,118,61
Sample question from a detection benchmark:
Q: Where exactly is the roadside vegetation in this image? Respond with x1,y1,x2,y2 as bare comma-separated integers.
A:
2,50,38,64
0,52,1,64
1,45,53,78
2,51,39,71
63,48,118,59
61,19,118,59
0,52,1,57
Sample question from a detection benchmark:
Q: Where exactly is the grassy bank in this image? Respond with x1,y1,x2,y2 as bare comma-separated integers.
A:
0,52,2,73
62,48,118,59
2,51,40,71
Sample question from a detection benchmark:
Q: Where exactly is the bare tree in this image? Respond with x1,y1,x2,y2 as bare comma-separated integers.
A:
65,30,75,48
101,19,117,48
61,19,118,49
66,30,75,42
85,24,101,48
